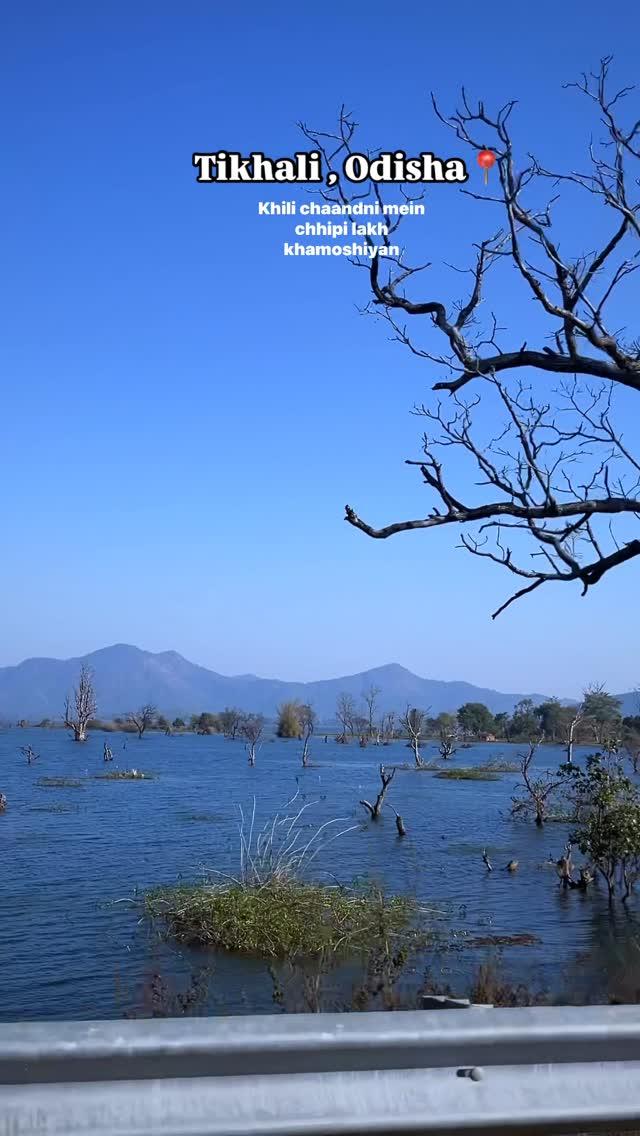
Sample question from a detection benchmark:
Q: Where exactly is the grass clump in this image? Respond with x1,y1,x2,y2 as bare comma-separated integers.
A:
144,792,417,960
29,803,80,813
393,760,443,771
434,768,500,781
96,769,154,780
477,760,519,773
36,776,84,789
424,960,547,1008
144,879,415,959
466,932,541,947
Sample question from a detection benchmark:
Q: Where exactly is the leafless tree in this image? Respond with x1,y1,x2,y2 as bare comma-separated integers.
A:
336,692,356,742
362,684,381,742
300,58,640,618
354,715,369,746
19,745,38,765
511,740,561,826
380,710,396,745
401,706,428,768
127,704,157,740
555,842,574,888
299,703,316,767
437,714,459,759
565,708,584,765
219,707,243,740
63,664,97,742
438,733,457,760
360,764,396,819
242,713,265,766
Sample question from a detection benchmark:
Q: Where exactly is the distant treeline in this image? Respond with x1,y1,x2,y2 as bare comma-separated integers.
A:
11,682,640,753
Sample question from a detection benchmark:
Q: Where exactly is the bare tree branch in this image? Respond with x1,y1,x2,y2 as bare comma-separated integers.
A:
303,60,640,615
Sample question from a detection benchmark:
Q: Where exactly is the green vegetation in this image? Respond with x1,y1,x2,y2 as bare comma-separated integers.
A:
435,768,500,781
122,966,214,1019
144,879,415,959
277,700,304,738
145,795,417,961
470,960,546,1006
562,754,640,902
457,702,496,737
36,776,84,789
192,711,221,734
96,769,154,780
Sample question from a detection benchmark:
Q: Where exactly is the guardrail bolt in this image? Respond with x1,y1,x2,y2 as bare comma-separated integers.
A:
456,1067,484,1081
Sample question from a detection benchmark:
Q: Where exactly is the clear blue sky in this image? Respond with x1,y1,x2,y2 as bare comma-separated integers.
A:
2,0,638,698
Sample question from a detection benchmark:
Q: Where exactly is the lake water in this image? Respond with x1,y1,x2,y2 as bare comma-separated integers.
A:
1,727,638,1021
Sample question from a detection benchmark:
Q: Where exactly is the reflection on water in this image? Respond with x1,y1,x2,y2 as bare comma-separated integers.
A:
0,728,638,1019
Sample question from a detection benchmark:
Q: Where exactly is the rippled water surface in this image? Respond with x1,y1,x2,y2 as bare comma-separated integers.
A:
1,728,637,1020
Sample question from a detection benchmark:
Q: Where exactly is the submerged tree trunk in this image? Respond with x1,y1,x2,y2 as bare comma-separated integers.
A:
394,810,406,837
412,737,424,769
360,765,396,820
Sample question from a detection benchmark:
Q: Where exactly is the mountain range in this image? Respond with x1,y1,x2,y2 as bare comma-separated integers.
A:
0,644,635,721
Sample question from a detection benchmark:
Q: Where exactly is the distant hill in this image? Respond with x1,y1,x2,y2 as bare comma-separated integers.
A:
616,691,639,717
0,644,557,722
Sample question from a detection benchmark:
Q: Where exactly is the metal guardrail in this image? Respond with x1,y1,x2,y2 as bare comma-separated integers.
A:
2,1005,640,1135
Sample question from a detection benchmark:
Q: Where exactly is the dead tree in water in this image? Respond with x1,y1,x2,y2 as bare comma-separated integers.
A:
299,703,316,767
19,745,38,765
242,714,265,766
438,727,457,760
392,807,407,837
362,684,381,743
127,704,157,740
556,842,574,887
381,710,396,745
554,843,594,891
0,793,6,813
336,693,356,743
401,706,427,768
63,664,96,742
360,764,396,820
565,708,584,765
511,739,560,826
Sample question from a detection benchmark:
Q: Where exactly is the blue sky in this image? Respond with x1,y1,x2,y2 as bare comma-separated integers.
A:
2,0,639,697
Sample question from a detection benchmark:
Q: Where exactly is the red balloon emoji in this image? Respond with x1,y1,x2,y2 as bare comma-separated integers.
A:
477,149,496,186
